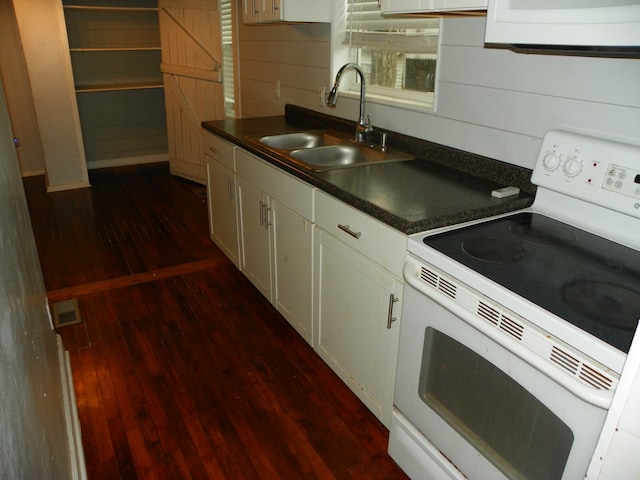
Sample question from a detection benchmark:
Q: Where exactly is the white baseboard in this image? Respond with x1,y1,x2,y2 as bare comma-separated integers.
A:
86,153,169,170
57,335,87,480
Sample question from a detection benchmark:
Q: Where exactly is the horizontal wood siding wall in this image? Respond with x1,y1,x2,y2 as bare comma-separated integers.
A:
431,18,640,168
239,13,640,169
238,23,331,118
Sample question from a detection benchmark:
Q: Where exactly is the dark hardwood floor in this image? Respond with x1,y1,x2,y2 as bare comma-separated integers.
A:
23,163,408,480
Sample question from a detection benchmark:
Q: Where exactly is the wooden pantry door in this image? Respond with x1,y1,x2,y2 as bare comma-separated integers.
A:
160,0,225,184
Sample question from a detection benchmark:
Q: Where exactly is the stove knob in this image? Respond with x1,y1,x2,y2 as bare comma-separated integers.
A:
563,156,582,177
542,152,560,171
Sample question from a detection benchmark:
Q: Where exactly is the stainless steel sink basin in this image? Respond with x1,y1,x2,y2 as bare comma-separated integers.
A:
246,129,414,171
290,144,414,171
258,131,342,150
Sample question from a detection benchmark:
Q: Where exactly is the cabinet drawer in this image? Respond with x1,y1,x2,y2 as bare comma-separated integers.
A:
315,190,406,278
236,148,314,220
203,131,235,171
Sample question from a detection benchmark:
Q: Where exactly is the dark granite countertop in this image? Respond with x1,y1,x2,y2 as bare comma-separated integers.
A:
201,105,536,235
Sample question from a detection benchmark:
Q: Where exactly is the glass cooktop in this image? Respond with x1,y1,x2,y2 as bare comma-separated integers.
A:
423,213,640,352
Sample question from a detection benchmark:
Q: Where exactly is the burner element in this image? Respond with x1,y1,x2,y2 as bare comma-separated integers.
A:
563,280,640,331
461,237,526,264
510,219,578,246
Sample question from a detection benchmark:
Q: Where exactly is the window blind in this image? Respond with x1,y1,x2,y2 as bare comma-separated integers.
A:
220,0,235,114
346,0,440,53
221,0,233,46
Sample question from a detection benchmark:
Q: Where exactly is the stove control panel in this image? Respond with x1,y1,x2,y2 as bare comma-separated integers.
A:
532,130,640,219
603,165,640,199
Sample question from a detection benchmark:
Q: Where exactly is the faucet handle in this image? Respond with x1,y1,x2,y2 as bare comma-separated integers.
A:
380,132,388,152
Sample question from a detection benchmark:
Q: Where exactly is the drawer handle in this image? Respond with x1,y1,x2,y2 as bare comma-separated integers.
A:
208,146,219,154
338,224,362,239
387,294,399,329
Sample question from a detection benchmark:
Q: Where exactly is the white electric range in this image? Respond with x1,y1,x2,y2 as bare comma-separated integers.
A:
390,130,640,480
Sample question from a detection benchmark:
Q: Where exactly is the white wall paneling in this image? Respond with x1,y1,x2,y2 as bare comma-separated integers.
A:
238,23,331,117
266,8,640,171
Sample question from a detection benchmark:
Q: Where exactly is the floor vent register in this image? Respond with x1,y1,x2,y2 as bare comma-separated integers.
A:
51,298,82,328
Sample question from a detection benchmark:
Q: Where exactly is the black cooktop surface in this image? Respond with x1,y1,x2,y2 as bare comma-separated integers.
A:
423,212,640,352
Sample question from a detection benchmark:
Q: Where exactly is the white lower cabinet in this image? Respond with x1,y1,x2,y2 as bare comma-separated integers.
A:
204,137,407,425
235,148,314,344
204,133,239,267
237,175,272,298
313,191,406,428
271,199,313,342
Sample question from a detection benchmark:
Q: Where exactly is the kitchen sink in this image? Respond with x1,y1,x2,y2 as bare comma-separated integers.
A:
247,130,415,171
290,145,414,170
258,131,342,150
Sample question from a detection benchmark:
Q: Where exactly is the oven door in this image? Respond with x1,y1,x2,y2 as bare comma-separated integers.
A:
391,253,612,480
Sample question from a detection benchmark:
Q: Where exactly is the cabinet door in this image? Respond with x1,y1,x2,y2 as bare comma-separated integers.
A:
160,1,224,182
381,0,432,13
237,176,272,300
432,0,487,10
381,0,486,13
260,0,282,22
243,0,261,23
243,0,330,23
314,227,402,428
206,159,239,267
271,199,313,344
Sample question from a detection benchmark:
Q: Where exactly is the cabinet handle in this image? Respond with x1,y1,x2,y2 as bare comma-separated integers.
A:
259,200,265,226
338,224,362,239
208,146,219,154
264,204,272,230
226,178,234,201
272,0,279,13
387,294,399,329
253,0,259,15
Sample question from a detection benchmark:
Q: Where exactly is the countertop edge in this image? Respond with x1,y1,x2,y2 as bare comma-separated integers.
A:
201,106,535,235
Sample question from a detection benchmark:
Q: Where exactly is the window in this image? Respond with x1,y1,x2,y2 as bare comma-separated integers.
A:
344,0,440,108
220,0,236,118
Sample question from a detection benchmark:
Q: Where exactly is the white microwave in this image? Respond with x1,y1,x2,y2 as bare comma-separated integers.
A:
485,0,640,55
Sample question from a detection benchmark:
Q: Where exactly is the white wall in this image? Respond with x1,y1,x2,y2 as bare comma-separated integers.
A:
238,14,640,170
238,21,331,118
12,0,90,191
0,0,46,177
0,73,80,479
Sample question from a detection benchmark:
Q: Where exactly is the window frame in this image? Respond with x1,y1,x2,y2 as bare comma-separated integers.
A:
333,0,442,112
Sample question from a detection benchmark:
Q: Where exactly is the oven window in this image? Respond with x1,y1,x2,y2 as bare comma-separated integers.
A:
418,327,574,480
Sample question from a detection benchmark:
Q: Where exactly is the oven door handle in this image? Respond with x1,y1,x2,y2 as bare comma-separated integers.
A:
403,261,614,410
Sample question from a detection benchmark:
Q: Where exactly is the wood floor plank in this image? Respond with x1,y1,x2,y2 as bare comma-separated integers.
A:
25,163,409,480
47,257,226,303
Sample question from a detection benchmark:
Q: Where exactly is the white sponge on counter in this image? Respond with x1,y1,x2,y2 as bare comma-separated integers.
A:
491,186,520,198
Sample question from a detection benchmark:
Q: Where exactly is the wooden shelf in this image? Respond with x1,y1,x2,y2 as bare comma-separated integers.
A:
70,47,161,52
76,83,163,93
63,5,158,13
69,49,162,91
63,7,159,49
62,0,167,165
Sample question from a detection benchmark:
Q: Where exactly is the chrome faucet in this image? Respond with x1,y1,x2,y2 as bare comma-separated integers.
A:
327,63,374,144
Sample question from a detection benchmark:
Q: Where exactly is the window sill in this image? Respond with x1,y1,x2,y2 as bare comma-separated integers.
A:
341,89,435,114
